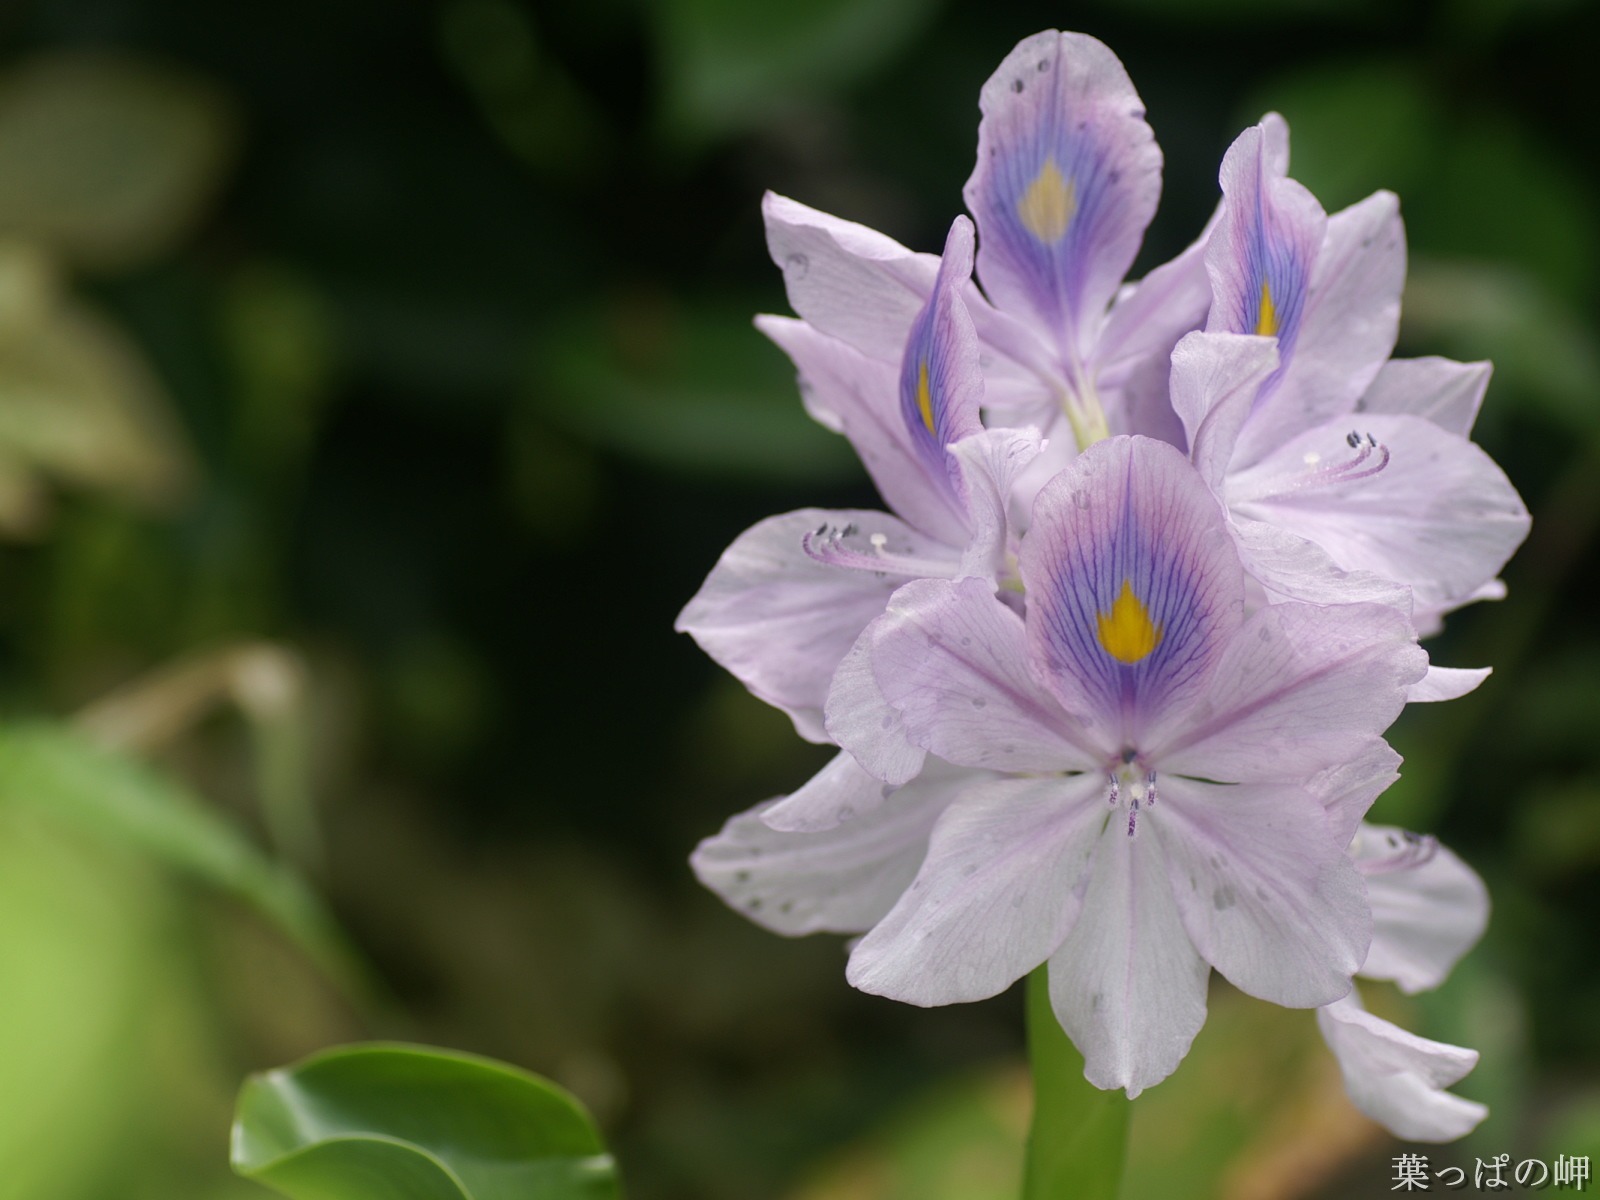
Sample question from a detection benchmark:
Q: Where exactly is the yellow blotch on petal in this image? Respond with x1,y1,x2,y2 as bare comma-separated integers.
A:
1256,279,1279,337
915,360,936,435
1096,579,1163,664
1017,159,1076,244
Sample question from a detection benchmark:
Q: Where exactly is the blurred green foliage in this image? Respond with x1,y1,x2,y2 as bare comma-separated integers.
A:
0,1,1592,1198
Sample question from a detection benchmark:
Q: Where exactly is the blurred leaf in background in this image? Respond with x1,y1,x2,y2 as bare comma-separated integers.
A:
651,0,946,147
0,51,235,272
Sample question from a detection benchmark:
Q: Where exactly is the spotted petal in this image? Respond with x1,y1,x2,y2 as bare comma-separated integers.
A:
1047,812,1210,1097
847,774,1106,1004
692,763,978,936
1156,776,1369,1007
1352,824,1489,995
964,31,1162,357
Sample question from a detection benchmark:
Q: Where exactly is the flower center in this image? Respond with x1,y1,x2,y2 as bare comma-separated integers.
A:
1105,749,1158,836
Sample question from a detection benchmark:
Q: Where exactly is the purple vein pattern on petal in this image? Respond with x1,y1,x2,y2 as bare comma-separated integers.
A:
964,30,1162,356
763,191,1050,420
899,217,986,497
1021,436,1244,748
1204,118,1324,416
758,315,969,545
1252,191,1406,456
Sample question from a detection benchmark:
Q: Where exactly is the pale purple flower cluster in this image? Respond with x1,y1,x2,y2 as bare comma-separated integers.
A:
681,31,1526,1140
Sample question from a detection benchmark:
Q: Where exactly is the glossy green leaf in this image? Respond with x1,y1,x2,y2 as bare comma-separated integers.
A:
1022,968,1129,1200
232,1043,621,1200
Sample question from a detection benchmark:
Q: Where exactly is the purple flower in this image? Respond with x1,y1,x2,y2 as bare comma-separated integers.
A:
686,30,1514,1114
763,31,1212,455
822,436,1425,1094
1175,117,1530,627
676,218,1039,742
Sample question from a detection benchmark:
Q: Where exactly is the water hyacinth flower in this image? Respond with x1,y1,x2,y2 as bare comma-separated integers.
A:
760,437,1423,1094
1176,116,1531,626
763,30,1211,456
685,24,1517,1149
676,218,1039,743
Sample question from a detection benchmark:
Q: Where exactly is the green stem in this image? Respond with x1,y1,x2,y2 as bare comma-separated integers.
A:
1022,967,1130,1200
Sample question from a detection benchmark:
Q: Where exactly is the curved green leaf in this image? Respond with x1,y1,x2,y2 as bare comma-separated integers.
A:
232,1043,621,1200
